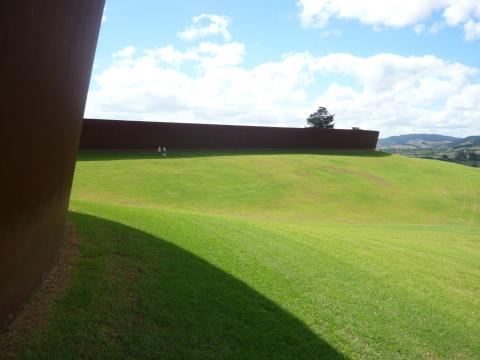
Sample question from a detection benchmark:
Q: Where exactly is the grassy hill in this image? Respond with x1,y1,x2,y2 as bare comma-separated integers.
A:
452,136,480,150
14,151,480,359
378,134,480,166
378,134,460,149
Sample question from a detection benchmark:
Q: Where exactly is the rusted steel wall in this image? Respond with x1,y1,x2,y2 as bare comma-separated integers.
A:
0,0,105,330
80,119,380,150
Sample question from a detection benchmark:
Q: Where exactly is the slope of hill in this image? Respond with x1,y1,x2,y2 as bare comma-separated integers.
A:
10,151,480,359
452,136,480,150
378,134,480,166
378,134,460,149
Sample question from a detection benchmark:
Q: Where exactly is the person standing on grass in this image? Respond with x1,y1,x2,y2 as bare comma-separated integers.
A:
158,145,163,155
163,146,167,157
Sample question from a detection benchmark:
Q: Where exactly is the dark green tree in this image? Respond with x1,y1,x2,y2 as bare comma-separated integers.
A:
467,150,478,161
306,106,335,129
454,149,467,162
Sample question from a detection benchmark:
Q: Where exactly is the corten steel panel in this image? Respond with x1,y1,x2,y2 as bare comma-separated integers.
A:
0,0,104,330
80,119,380,150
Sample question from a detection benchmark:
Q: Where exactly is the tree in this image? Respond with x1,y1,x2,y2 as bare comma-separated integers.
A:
454,149,467,162
306,106,335,129
467,150,478,161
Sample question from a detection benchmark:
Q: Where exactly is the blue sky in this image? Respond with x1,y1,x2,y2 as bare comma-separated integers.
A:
86,0,480,137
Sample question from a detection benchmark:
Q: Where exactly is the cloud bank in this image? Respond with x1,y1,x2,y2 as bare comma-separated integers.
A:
297,0,480,40
178,14,232,41
86,12,480,137
86,44,480,137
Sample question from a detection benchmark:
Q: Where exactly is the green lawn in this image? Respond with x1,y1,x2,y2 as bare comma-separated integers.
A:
19,151,480,359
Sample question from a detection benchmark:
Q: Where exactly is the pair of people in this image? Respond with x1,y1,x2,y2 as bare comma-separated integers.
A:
158,146,167,157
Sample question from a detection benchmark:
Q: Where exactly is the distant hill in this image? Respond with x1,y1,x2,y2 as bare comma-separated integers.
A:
377,134,480,166
378,134,460,149
451,136,480,150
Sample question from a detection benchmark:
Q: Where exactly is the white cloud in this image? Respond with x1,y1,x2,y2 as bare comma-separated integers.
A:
143,42,246,68
86,43,307,127
178,14,232,42
145,45,199,66
428,22,445,34
199,42,246,67
298,0,439,28
102,7,107,23
464,20,480,40
310,54,479,136
113,46,136,58
86,44,480,137
320,29,342,38
443,1,480,26
414,24,426,34
297,0,480,40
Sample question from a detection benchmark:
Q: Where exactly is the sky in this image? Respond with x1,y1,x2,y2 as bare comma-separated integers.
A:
85,0,480,137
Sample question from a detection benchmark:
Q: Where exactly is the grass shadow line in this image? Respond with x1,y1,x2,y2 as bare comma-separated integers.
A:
20,212,348,359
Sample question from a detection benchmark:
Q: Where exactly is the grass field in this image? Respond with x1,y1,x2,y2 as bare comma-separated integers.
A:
16,151,480,359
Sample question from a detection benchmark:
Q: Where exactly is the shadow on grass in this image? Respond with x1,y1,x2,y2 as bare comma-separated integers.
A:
78,149,390,161
21,212,347,359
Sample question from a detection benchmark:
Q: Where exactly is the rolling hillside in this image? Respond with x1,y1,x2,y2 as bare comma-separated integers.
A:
12,151,480,359
378,134,480,167
377,134,461,149
452,136,480,150
378,134,480,152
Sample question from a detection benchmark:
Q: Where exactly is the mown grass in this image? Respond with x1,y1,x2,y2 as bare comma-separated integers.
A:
16,150,480,359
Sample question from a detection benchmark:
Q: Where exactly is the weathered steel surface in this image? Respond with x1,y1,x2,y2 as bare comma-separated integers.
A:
0,0,105,330
80,119,380,150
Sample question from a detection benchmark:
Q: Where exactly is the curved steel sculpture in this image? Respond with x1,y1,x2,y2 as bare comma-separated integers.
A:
0,0,105,330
